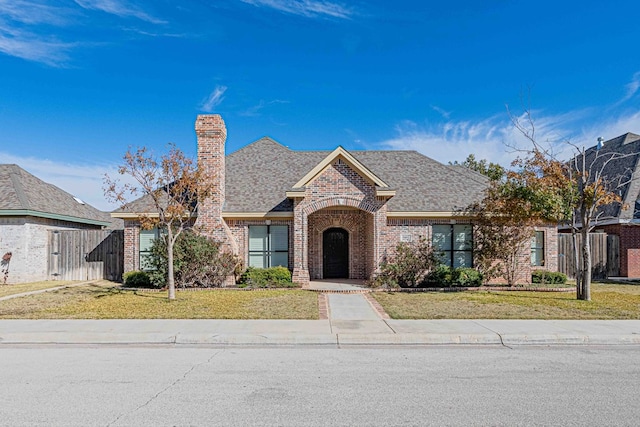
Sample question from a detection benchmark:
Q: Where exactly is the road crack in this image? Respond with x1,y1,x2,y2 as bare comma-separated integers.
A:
106,349,224,426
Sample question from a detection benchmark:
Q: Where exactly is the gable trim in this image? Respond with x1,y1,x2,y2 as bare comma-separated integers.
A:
292,146,390,189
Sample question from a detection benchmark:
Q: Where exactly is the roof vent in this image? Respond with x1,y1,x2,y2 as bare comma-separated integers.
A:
73,196,85,205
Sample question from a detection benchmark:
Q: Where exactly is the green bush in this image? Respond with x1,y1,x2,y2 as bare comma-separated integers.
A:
532,270,567,285
451,267,484,287
147,230,238,288
423,266,484,287
239,266,295,288
122,270,155,288
423,265,452,286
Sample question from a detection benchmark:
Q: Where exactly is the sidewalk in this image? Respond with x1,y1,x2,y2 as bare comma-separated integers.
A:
1,280,639,346
1,318,639,346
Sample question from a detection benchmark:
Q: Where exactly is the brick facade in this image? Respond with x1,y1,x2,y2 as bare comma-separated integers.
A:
598,224,640,277
290,159,390,284
120,114,560,286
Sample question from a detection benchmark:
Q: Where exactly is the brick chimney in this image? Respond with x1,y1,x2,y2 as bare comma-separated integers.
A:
194,115,236,253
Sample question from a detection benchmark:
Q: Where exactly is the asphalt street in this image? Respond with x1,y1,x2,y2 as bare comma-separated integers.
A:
1,345,639,426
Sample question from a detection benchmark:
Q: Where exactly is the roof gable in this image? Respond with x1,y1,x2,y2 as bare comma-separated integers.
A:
292,146,390,189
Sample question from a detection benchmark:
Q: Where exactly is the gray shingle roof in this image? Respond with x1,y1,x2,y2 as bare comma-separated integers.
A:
225,137,488,212
119,137,489,215
0,164,112,226
577,133,640,220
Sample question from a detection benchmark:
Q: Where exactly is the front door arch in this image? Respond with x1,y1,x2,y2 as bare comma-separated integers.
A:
323,228,349,278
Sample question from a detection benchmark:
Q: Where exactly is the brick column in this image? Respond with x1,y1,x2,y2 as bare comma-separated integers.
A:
291,199,310,286
123,220,140,273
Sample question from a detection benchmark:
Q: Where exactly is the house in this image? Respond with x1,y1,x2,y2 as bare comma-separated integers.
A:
0,164,114,284
115,115,558,285
573,132,640,278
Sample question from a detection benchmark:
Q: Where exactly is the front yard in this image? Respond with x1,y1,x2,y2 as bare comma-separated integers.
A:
372,282,640,319
0,281,318,319
1,281,639,320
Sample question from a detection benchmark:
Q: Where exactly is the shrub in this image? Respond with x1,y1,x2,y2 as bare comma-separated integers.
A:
423,265,453,286
239,266,295,288
451,267,484,287
122,270,154,288
147,230,238,288
532,270,567,285
377,238,441,288
423,266,484,287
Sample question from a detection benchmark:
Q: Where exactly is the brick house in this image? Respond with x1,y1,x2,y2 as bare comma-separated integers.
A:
570,132,640,278
0,164,113,283
115,115,558,285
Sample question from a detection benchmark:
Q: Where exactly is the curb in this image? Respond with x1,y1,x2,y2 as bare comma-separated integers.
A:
2,332,639,346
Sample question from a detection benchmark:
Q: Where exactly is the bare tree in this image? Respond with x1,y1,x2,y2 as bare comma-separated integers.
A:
508,109,632,300
104,144,213,300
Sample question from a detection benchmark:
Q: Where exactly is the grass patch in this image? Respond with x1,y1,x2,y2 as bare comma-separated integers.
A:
0,281,79,298
373,283,640,320
0,283,318,319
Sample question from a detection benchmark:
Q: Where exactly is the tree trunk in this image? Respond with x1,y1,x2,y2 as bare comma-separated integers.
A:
572,230,582,299
580,226,591,301
166,228,176,301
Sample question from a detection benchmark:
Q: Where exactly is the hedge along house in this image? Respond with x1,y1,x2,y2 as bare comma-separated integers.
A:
115,115,558,285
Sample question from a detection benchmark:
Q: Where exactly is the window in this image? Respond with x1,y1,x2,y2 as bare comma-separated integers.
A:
432,224,473,268
139,227,161,270
531,231,545,266
249,225,289,268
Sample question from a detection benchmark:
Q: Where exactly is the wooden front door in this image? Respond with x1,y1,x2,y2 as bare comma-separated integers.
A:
323,228,349,278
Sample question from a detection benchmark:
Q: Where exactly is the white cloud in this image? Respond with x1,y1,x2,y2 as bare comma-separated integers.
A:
73,0,166,24
616,71,640,105
0,0,77,66
240,99,289,117
0,0,72,26
240,0,352,19
0,152,120,211
0,27,75,66
431,105,451,120
200,85,228,112
376,110,616,166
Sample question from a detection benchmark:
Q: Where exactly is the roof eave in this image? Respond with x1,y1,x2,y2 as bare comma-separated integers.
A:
0,209,110,227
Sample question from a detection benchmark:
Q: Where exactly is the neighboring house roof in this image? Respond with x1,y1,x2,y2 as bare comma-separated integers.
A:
578,133,640,221
0,164,112,227
225,137,488,213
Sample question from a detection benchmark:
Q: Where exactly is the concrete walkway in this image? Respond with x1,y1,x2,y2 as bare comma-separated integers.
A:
1,319,639,346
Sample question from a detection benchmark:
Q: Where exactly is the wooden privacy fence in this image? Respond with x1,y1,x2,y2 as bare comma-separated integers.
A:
557,233,619,279
48,229,124,281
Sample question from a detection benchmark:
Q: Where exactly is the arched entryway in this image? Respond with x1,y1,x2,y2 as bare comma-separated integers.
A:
323,227,349,278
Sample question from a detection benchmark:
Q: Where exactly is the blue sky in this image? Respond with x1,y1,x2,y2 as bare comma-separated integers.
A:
1,0,640,210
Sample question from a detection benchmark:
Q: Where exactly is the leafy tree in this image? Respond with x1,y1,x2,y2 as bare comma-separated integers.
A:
104,144,214,300
450,154,505,181
466,165,556,286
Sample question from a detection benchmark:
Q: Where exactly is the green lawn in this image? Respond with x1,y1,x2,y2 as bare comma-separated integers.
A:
0,282,319,319
372,283,640,319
